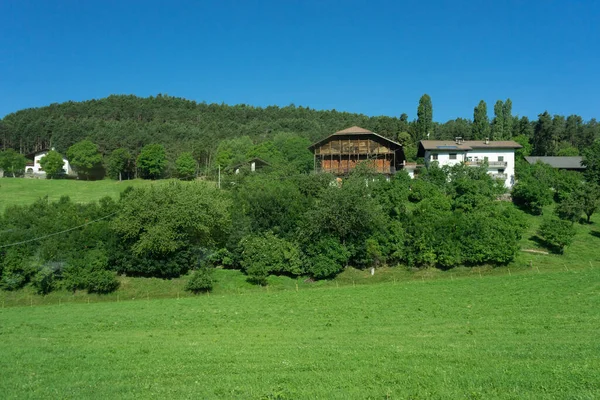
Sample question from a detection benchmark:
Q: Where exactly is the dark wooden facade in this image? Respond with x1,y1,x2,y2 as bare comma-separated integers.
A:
309,126,404,175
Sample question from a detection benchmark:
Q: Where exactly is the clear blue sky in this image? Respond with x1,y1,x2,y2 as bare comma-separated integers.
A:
1,0,599,122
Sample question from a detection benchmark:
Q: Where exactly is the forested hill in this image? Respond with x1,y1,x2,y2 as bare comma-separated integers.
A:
0,94,409,157
1,94,599,161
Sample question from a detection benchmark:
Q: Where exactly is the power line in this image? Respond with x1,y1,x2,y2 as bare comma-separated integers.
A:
0,212,118,249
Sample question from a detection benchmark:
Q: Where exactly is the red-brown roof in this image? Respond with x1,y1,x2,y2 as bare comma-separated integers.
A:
308,126,402,150
417,140,522,157
419,140,522,150
334,126,374,134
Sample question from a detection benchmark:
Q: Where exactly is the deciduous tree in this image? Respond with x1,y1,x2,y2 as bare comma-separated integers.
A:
67,140,103,180
175,152,197,180
416,94,433,140
492,100,504,140
39,150,65,179
472,100,490,140
582,140,600,185
137,144,167,180
0,149,27,177
538,217,576,254
106,148,134,181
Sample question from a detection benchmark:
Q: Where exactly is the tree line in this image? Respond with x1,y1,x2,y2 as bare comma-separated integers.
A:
1,147,599,295
0,94,598,172
1,164,530,294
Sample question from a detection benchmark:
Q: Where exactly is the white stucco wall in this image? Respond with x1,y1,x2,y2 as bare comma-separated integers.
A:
26,151,72,176
424,148,516,188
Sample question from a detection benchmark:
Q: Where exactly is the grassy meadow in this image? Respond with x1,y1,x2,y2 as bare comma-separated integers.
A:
1,266,599,399
0,178,155,213
1,177,600,398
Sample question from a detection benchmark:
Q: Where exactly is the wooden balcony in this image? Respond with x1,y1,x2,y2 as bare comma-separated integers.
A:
466,160,508,168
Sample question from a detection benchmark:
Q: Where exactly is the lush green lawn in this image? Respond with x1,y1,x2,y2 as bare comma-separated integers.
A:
0,178,155,213
1,266,599,399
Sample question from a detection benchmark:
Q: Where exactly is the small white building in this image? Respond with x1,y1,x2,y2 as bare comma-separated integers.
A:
25,148,73,177
417,138,522,188
231,158,270,174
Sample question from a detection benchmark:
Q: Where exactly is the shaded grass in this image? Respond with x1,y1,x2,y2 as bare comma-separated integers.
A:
0,267,598,398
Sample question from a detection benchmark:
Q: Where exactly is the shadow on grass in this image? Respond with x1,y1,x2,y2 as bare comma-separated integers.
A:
590,230,600,240
529,235,561,254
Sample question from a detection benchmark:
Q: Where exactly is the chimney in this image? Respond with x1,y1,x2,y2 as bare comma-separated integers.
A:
485,138,489,145
455,137,462,145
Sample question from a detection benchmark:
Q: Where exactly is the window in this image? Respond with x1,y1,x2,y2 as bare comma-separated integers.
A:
431,154,438,161
499,169,505,173
449,153,457,160
498,156,504,162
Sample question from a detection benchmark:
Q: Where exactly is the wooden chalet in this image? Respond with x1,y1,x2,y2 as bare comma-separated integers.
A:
308,126,405,175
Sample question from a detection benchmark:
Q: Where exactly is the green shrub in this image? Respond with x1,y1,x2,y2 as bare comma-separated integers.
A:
240,232,303,285
60,265,89,293
208,248,235,268
1,271,28,291
303,236,350,279
31,266,55,295
0,249,35,291
512,178,553,215
538,218,576,254
86,270,120,294
186,268,214,293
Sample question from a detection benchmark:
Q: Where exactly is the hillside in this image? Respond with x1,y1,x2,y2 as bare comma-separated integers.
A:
1,95,598,166
0,94,409,159
1,266,598,398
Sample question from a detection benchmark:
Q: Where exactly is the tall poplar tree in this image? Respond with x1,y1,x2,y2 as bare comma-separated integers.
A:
492,100,504,140
472,100,490,140
416,94,433,140
502,98,513,139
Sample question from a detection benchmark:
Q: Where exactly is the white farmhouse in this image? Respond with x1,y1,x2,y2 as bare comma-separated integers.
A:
417,138,522,188
25,148,73,177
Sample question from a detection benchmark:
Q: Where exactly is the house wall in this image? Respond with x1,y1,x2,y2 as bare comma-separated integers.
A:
27,151,72,176
321,157,392,174
424,148,516,188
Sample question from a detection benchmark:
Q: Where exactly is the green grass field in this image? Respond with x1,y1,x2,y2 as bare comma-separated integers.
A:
1,178,600,397
0,178,155,213
1,267,598,399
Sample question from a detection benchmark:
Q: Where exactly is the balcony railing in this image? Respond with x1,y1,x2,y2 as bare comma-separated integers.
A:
491,173,508,180
466,160,508,168
317,166,397,174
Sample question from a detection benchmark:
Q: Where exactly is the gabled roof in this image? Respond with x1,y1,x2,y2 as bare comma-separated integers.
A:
334,126,374,134
229,157,271,170
25,148,52,159
417,140,522,157
308,126,402,150
524,156,585,169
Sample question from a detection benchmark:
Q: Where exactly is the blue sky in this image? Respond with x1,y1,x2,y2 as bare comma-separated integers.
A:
1,0,598,122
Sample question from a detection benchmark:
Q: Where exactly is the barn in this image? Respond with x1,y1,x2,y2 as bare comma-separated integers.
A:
308,126,405,175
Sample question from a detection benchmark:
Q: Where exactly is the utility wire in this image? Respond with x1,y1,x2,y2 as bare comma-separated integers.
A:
0,212,118,249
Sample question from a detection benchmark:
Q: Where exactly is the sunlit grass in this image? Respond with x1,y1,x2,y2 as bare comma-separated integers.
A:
1,266,598,398
0,178,156,213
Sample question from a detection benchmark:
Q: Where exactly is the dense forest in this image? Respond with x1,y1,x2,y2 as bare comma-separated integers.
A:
1,94,599,171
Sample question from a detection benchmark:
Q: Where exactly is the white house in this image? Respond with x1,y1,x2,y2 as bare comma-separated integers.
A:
417,138,522,188
25,148,73,177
